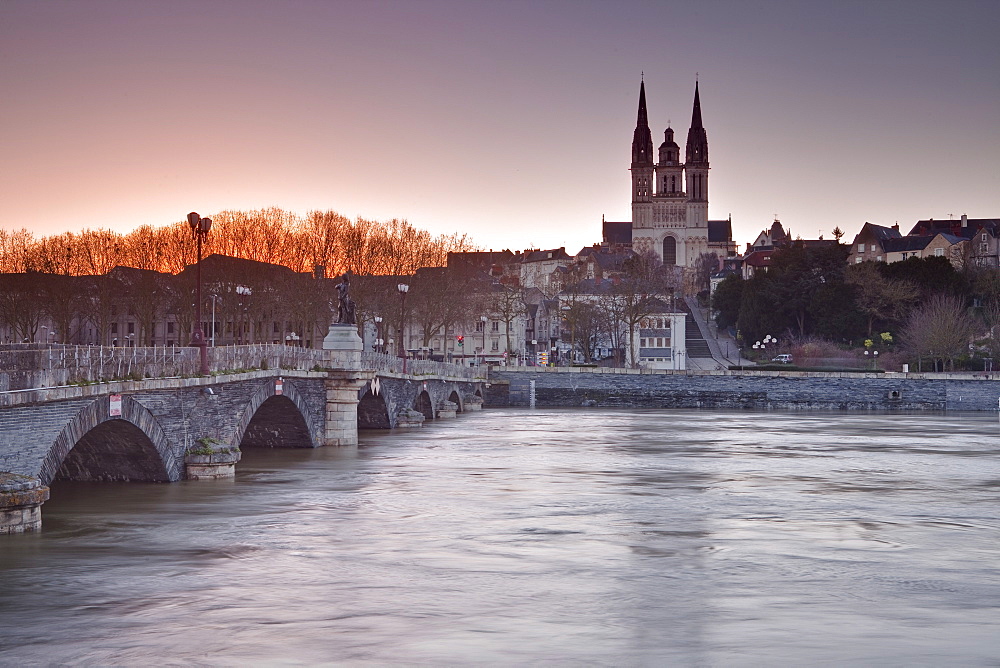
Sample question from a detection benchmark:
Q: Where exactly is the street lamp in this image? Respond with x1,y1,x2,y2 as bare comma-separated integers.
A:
864,349,879,370
397,283,409,374
374,316,383,353
209,294,220,347
187,212,212,376
481,315,488,366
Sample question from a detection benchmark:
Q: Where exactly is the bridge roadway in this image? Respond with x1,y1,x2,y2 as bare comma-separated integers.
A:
0,334,486,533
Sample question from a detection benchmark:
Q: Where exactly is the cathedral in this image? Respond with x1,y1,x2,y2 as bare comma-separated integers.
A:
603,80,735,266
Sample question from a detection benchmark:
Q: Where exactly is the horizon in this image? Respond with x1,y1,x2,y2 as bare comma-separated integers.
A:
3,0,998,253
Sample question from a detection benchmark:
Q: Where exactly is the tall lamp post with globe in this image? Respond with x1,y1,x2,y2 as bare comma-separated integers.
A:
187,212,212,376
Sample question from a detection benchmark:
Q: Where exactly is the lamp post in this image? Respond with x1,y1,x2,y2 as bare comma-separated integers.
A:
397,283,409,374
374,316,383,353
481,315,488,366
209,294,219,347
187,212,212,376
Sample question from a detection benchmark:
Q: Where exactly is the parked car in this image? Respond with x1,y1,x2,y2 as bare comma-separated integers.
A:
771,354,793,364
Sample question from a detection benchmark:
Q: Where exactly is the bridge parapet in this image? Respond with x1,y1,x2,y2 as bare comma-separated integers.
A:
361,352,487,381
1,344,487,391
0,343,346,390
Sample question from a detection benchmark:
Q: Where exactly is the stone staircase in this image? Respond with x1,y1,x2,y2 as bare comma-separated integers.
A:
683,309,714,359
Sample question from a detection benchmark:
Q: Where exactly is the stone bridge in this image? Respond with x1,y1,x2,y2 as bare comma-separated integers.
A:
0,327,486,533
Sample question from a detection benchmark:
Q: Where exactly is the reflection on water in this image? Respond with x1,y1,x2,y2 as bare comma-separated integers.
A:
1,409,999,665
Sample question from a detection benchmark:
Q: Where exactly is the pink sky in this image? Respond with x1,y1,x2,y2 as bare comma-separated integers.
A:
2,0,998,254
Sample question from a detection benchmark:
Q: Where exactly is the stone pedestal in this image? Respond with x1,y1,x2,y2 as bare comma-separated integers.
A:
322,323,363,369
0,473,49,534
466,397,484,412
184,448,242,480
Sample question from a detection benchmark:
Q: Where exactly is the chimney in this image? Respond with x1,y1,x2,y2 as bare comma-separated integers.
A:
892,223,899,232
962,214,968,228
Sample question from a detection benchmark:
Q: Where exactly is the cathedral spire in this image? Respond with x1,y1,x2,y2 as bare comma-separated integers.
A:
632,80,653,166
690,80,703,130
637,79,649,129
684,80,709,203
685,81,708,166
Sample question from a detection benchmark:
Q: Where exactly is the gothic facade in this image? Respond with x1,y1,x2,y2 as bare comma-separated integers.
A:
604,80,734,267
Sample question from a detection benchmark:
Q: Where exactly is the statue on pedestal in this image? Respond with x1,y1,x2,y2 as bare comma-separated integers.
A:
335,272,357,325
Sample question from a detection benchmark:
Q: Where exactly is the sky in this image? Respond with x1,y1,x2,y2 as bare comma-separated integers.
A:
2,0,998,254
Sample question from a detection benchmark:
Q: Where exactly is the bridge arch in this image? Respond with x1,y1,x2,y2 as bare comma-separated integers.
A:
358,389,391,429
234,377,320,448
414,390,434,420
42,395,179,485
448,390,463,412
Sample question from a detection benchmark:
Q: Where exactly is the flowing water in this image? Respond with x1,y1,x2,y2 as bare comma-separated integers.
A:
1,408,999,666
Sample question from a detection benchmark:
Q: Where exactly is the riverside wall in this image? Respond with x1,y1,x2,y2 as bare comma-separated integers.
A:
487,368,1000,411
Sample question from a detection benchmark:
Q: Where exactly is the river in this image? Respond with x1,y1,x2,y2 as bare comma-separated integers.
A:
1,408,998,666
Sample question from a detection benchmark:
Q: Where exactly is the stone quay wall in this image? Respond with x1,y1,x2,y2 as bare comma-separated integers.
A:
487,368,1000,412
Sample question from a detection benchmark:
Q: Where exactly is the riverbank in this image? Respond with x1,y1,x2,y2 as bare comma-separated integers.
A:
488,367,1000,411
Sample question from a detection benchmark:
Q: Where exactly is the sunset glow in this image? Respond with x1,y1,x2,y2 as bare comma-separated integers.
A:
2,0,997,252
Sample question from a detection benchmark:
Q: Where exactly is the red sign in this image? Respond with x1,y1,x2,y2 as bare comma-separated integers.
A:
275,378,283,395
110,394,122,417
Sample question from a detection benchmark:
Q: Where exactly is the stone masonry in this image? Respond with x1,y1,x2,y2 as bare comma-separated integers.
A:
490,368,1000,411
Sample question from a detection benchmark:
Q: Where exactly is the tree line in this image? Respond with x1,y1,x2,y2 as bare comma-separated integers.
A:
712,242,1000,371
0,208,478,276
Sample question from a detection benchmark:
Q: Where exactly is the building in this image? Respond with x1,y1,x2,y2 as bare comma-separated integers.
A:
603,80,734,268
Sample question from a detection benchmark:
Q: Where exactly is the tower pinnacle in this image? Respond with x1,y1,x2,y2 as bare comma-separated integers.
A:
632,80,653,166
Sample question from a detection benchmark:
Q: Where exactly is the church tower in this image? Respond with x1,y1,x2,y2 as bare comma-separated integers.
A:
630,80,654,229
655,127,683,197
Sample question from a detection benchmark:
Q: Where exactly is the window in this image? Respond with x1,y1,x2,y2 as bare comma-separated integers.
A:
167,322,174,334
876,255,882,262
871,244,878,252
491,321,499,332
934,248,944,257
111,323,118,334
857,243,865,252
127,322,135,334
663,236,677,265
476,321,484,332
491,340,499,351
982,243,989,253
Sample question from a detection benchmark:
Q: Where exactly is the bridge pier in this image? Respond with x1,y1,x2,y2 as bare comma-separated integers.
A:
185,447,242,480
0,473,49,534
324,372,373,445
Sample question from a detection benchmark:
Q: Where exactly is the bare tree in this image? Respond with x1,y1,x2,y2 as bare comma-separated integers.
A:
486,280,527,359
901,293,975,371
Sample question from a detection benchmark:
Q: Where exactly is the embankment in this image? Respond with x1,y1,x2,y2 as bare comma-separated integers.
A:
487,367,1000,411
